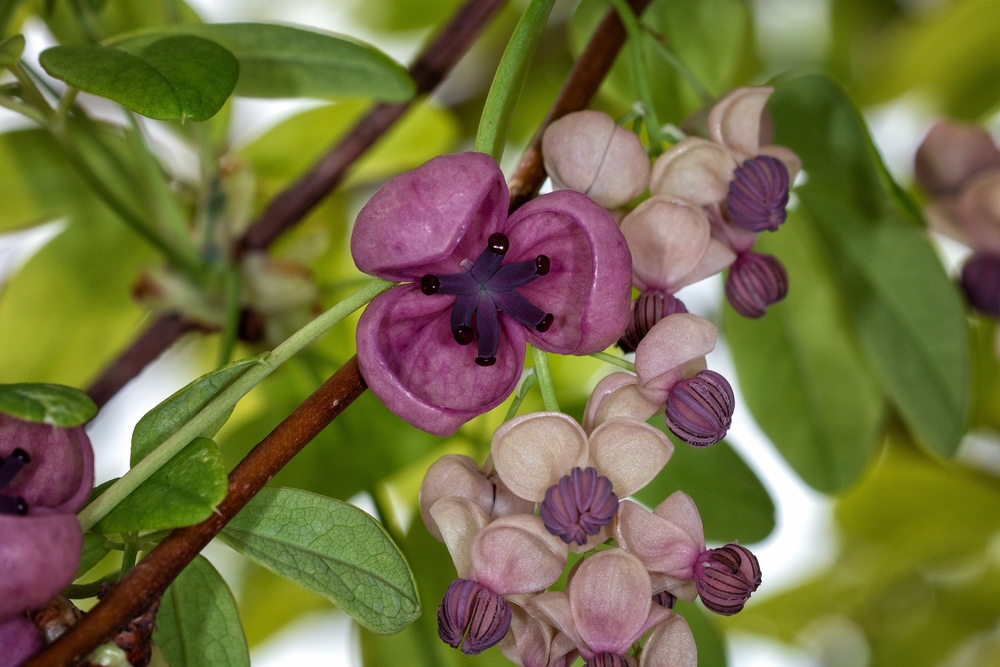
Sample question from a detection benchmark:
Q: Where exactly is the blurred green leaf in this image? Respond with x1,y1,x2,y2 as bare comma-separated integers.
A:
724,208,885,492
219,487,420,635
93,436,227,535
634,435,775,544
237,561,334,647
0,382,96,426
970,316,1000,433
40,36,238,121
770,74,969,458
36,0,201,45
156,555,250,667
0,33,23,65
351,0,463,32
75,533,111,578
112,23,414,102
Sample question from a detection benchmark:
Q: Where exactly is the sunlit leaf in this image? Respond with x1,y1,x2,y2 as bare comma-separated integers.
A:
0,382,96,426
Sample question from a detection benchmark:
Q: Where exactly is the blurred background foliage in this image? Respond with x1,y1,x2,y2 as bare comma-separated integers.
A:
2,0,1000,665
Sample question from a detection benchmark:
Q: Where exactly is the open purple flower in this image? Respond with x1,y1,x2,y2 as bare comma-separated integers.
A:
352,152,632,436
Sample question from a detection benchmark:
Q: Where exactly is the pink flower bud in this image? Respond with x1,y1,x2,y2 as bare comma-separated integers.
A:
725,251,788,318
664,370,735,447
618,293,687,353
694,543,761,616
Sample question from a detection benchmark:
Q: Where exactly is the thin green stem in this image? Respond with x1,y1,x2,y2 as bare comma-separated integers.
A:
0,93,46,125
643,28,714,107
610,0,663,151
10,61,52,118
504,368,538,421
590,351,635,372
63,577,116,600
77,277,397,532
118,538,139,581
217,265,241,368
530,346,559,412
55,87,78,123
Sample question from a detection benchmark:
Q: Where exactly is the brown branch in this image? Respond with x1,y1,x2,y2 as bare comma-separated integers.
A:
43,2,654,664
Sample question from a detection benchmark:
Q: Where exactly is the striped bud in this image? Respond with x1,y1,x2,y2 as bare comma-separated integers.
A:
586,653,638,667
665,370,735,447
694,543,761,616
652,590,677,609
618,292,688,353
726,155,790,232
539,466,619,545
437,579,512,655
961,252,1000,317
725,251,788,318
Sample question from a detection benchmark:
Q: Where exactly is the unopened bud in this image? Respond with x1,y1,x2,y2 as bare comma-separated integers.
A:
585,653,638,667
726,155,790,232
463,588,513,655
694,543,761,616
619,293,688,353
725,251,788,318
961,253,1000,317
665,370,734,447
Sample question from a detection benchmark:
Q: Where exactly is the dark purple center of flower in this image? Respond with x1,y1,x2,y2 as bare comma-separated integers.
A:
725,251,789,319
586,653,636,667
726,155,790,232
618,292,688,353
652,590,677,609
694,543,762,616
539,466,619,546
437,578,512,655
961,252,1000,318
665,370,735,447
420,233,553,367
0,448,30,515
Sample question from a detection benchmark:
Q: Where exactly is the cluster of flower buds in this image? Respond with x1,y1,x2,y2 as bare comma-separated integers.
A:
915,120,1000,329
0,413,95,667
419,376,760,665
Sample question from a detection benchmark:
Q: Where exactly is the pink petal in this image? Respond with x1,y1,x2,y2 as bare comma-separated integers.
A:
758,145,802,185
587,418,674,498
499,598,574,667
954,170,1000,254
0,617,42,667
419,455,494,542
582,373,662,434
542,111,616,197
568,524,612,555
616,500,701,580
588,126,651,209
634,314,718,404
0,514,82,619
638,614,697,667
914,120,1000,197
502,190,632,355
649,138,737,205
530,592,590,659
654,491,705,549
707,87,773,157
351,152,509,282
356,284,525,437
620,196,712,293
569,549,652,655
706,202,758,255
0,417,93,515
672,238,736,292
430,497,491,579
491,412,589,502
469,515,569,595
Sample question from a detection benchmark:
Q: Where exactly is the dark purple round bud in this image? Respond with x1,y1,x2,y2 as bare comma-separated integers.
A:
488,233,509,255
535,255,550,275
539,466,619,545
652,590,676,609
961,253,1000,318
665,370,735,447
694,543,761,616
618,292,687,353
725,252,788,319
536,313,554,332
462,588,512,655
420,275,440,295
726,155,790,232
453,325,474,345
475,356,496,367
438,578,482,649
586,653,637,667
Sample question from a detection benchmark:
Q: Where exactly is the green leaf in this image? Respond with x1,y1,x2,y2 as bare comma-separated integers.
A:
769,74,970,458
155,556,250,667
0,33,24,66
111,23,414,102
970,316,1000,432
39,36,238,121
219,487,419,635
723,208,885,492
93,436,227,535
39,0,202,47
131,355,264,464
634,435,776,543
0,383,96,426
76,533,112,578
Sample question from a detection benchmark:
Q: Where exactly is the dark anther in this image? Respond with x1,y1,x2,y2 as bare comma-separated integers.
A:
10,449,29,464
536,313,554,332
421,274,441,295
585,653,635,667
653,590,677,609
0,495,28,515
475,356,496,367
0,447,31,492
453,325,474,345
487,233,509,255
535,255,550,275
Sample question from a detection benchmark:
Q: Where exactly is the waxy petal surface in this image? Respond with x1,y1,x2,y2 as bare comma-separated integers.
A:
620,197,711,293
470,515,569,595
492,412,589,502
638,614,697,667
431,497,491,579
654,491,705,549
542,110,616,197
0,617,42,667
0,416,93,515
582,373,661,434
587,418,673,497
570,549,652,656
0,514,82,620
649,138,736,205
634,314,718,404
708,86,772,157
420,455,494,541
616,500,701,581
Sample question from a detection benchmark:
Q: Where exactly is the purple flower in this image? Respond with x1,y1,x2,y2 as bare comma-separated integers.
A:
352,152,632,436
725,251,789,319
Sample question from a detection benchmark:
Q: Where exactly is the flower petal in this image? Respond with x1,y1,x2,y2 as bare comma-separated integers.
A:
707,86,773,157
634,314,718,404
915,120,1000,197
0,514,82,619
0,417,93,514
757,144,802,185
499,598,577,667
430,497,491,579
588,418,673,497
588,126,651,209
638,614,697,667
419,455,494,542
492,412,589,502
616,500,701,581
569,549,651,655
542,110,616,197
955,170,1000,254
672,238,736,292
503,190,632,355
530,592,590,659
583,373,662,434
654,491,705,549
356,284,525,436
469,515,569,595
620,196,711,294
0,617,42,667
649,138,737,205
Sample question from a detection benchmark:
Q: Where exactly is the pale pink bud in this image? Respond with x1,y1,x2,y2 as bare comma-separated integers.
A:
915,120,1000,197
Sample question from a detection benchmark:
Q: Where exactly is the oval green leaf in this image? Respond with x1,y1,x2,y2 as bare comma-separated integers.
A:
0,383,96,426
39,35,238,121
219,487,419,635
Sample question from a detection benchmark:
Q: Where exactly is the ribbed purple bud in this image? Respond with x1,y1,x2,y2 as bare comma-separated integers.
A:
665,370,735,447
652,590,676,609
539,466,619,545
618,292,688,353
462,588,512,655
726,155,790,232
586,653,638,667
694,543,761,616
438,578,482,649
961,253,1000,318
725,251,788,318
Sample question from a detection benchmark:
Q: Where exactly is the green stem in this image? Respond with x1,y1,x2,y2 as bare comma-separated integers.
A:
504,368,538,421
530,346,559,412
590,351,635,372
643,28,714,107
63,577,116,600
610,0,663,151
55,87,78,123
77,277,397,532
10,61,52,118
0,93,46,125
217,265,241,367
118,538,139,581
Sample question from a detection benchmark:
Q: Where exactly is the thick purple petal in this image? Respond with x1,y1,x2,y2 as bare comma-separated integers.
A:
356,285,525,436
0,617,42,667
351,153,510,282
0,514,81,620
502,190,632,355
0,417,93,515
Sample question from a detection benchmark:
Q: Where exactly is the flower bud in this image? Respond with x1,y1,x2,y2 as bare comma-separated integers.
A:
725,251,788,318
438,578,482,648
618,293,688,353
464,587,513,655
915,120,1000,197
726,155,790,232
961,252,1000,317
539,467,619,546
542,110,650,209
586,653,638,667
665,370,735,447
694,543,761,616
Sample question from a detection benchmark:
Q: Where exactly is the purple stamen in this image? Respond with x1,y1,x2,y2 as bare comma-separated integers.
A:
420,233,554,365
586,653,637,667
618,292,688,353
438,578,482,649
694,543,761,616
539,466,619,545
462,588,512,655
0,448,30,516
652,590,677,609
725,251,788,319
961,252,1000,318
726,155,790,232
665,370,735,447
